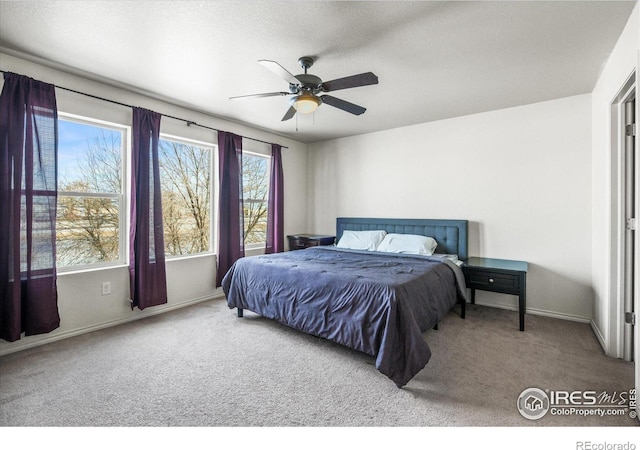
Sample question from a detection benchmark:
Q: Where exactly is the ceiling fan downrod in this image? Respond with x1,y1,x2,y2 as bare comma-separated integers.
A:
298,56,314,74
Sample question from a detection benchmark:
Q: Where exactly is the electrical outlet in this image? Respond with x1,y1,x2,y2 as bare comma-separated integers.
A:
101,281,112,296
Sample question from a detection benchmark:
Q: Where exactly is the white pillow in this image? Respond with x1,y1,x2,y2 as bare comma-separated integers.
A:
376,234,438,255
336,230,387,251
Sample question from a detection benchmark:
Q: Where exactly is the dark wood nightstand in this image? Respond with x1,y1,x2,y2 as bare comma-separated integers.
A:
463,257,529,331
287,234,336,250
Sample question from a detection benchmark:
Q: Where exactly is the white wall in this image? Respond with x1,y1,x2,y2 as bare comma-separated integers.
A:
591,3,639,357
0,52,309,356
308,94,593,321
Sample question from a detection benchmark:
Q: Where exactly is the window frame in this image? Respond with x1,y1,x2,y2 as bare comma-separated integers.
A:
56,112,130,273
158,133,216,260
242,150,271,250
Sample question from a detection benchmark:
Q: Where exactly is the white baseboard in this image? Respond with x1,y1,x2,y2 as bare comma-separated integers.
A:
590,318,607,352
472,300,591,323
0,292,226,357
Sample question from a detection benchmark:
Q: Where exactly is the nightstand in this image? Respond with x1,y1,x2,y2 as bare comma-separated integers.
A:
463,257,529,331
287,234,336,250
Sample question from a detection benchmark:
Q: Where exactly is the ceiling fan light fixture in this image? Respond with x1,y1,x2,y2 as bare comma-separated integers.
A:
292,93,321,114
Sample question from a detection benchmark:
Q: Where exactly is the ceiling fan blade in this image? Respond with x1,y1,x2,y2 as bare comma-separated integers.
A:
281,105,296,121
258,60,300,85
321,72,378,92
229,91,291,100
320,95,366,115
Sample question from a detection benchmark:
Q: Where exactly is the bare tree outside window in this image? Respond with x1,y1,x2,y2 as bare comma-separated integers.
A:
158,138,211,256
57,119,123,268
243,153,270,246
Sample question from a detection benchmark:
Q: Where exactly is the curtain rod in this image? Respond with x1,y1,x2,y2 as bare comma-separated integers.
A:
0,69,288,149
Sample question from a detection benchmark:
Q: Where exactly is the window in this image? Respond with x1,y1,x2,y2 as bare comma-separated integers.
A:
158,136,212,257
56,116,126,269
242,152,270,247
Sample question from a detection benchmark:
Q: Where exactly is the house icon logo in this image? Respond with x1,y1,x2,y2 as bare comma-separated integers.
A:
517,388,550,420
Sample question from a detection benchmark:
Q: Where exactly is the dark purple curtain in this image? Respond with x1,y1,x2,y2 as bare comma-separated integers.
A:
0,72,60,342
265,144,284,254
129,107,167,310
216,131,243,287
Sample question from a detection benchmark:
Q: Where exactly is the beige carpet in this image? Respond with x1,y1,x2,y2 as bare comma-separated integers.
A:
0,299,636,433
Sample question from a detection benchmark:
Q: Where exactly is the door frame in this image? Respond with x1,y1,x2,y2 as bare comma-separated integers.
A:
610,71,636,360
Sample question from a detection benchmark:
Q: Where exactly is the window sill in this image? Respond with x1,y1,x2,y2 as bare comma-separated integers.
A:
57,253,219,276
165,253,215,263
245,247,266,257
57,263,128,277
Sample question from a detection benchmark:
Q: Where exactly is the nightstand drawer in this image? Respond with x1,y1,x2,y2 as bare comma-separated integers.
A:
465,269,519,292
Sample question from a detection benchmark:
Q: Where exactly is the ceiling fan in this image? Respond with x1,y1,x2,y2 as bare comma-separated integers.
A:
230,56,378,121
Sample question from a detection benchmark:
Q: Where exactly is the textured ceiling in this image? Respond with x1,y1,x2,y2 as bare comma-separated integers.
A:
0,0,636,143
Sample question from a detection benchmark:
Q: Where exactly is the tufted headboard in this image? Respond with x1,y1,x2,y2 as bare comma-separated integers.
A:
335,217,469,261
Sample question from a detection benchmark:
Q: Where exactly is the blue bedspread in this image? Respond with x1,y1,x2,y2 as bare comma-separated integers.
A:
221,246,466,387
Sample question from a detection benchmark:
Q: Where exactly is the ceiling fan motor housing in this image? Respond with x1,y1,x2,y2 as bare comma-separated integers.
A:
295,74,323,93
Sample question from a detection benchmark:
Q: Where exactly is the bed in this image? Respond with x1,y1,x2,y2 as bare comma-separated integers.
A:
221,217,469,387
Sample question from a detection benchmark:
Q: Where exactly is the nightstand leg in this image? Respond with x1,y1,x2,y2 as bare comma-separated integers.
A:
519,272,526,331
519,293,525,331
470,288,476,304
